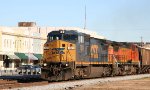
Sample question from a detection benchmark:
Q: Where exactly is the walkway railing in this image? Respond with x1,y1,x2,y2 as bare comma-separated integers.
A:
0,68,41,76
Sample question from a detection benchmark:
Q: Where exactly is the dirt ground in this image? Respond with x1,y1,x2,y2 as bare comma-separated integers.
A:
73,78,150,90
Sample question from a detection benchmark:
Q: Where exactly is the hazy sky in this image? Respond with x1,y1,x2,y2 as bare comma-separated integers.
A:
0,0,150,42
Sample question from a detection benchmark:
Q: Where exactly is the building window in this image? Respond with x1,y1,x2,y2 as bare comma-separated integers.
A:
39,28,40,33
27,42,29,48
10,39,12,48
17,40,19,48
16,40,18,48
24,41,26,48
20,40,21,48
7,40,8,48
15,40,17,48
15,41,16,48
4,39,6,47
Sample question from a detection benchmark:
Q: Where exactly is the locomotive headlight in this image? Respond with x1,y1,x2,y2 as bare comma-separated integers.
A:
59,29,64,34
65,63,68,67
43,63,47,66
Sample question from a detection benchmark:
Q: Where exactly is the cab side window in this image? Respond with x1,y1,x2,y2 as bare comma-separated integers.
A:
78,35,84,43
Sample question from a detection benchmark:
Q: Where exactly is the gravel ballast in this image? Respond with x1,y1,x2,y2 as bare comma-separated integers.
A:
12,74,150,90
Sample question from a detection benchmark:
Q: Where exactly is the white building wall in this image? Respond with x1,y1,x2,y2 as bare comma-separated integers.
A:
0,26,105,55
2,35,15,55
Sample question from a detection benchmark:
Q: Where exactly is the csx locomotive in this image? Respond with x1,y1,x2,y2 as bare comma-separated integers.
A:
41,30,150,81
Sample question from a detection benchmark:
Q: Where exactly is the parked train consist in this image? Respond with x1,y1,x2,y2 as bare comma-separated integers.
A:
41,30,150,81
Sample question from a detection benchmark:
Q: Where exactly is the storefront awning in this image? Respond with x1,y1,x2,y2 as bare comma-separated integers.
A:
14,53,28,60
33,54,42,60
25,53,38,60
7,54,20,59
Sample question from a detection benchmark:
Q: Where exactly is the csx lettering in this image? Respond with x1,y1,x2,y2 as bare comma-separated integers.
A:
52,49,65,54
52,51,65,54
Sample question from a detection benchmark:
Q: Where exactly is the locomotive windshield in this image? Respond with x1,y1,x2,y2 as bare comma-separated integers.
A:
48,34,61,41
64,34,77,41
47,30,78,42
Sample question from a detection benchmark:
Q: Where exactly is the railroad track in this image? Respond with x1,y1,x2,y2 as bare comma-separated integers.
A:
8,74,150,90
0,79,48,89
1,74,150,90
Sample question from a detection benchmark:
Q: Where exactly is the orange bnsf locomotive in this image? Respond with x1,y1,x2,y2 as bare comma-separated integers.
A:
41,30,149,81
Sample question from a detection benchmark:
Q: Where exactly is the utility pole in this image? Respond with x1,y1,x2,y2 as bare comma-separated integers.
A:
84,4,86,30
28,27,31,65
141,36,143,47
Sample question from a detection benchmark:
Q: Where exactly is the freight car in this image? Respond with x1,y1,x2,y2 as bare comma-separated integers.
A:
140,48,150,73
41,30,149,81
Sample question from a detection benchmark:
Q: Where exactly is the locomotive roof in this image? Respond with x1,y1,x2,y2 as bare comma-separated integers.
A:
48,29,106,40
48,30,81,35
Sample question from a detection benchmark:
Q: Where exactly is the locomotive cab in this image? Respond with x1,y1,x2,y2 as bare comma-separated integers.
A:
43,30,77,64
42,30,81,80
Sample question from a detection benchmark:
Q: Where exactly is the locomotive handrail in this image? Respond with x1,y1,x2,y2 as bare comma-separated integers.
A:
113,55,118,67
